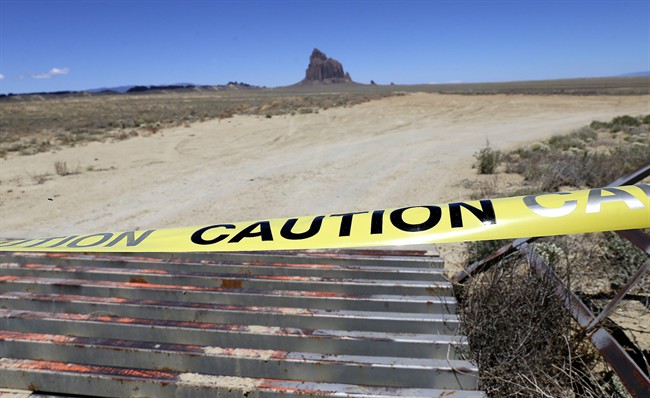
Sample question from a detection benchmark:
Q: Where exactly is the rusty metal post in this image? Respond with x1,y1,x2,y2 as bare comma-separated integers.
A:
452,238,530,284
586,259,650,333
446,163,650,396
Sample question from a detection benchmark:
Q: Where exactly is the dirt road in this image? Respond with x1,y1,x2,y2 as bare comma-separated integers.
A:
1,93,648,239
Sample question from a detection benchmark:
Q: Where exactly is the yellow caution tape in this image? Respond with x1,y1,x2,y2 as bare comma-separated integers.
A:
1,184,648,253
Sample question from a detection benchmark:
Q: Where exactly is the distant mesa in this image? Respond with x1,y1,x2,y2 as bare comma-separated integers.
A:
125,82,255,94
0,81,259,100
617,71,650,77
299,48,354,85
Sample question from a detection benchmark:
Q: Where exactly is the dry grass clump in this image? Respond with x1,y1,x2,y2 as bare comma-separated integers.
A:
473,142,504,175
504,115,650,191
458,252,628,397
538,234,649,379
54,161,81,176
459,115,650,397
0,90,395,157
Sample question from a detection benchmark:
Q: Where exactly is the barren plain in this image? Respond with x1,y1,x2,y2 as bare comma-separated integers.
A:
1,90,648,245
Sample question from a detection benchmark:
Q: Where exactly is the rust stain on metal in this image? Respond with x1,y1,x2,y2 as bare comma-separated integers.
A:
2,329,205,354
1,357,176,380
285,291,345,298
0,291,314,315
1,308,262,333
12,263,170,276
43,253,72,259
220,279,243,289
257,382,325,395
426,286,441,295
0,248,476,395
255,275,313,281
264,262,338,270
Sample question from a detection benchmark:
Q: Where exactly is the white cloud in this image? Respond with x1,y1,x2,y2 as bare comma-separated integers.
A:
31,67,70,79
0,74,4,80
49,67,69,76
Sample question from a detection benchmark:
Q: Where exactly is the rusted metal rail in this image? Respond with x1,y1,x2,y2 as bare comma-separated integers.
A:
453,163,650,398
0,249,485,397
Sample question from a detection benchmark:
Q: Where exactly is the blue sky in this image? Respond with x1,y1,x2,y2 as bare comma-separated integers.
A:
1,0,649,94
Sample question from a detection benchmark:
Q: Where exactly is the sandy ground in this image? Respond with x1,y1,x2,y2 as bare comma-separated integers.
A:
2,93,648,241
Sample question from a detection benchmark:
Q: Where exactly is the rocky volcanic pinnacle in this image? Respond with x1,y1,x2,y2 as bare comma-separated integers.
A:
301,49,353,84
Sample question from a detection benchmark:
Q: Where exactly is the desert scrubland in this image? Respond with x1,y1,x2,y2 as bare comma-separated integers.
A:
1,88,647,239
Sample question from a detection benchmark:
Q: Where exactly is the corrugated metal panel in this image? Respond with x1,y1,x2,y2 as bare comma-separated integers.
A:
0,249,484,397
